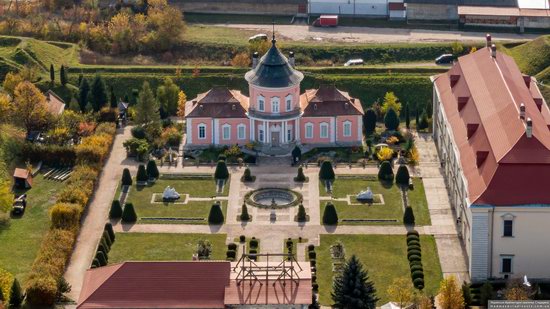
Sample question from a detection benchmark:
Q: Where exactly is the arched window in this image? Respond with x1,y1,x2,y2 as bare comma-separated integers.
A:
258,95,265,111
305,123,314,139
320,122,329,138
222,124,231,140
237,124,246,140
285,94,293,111
271,97,280,113
343,121,352,137
198,123,206,139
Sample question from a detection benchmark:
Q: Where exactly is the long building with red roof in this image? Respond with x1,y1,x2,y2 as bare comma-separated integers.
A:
433,34,550,281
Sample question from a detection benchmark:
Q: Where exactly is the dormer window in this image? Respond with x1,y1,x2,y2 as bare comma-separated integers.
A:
271,97,280,113
285,94,292,111
258,95,265,111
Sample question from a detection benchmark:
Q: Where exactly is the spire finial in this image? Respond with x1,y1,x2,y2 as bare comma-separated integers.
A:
272,20,276,45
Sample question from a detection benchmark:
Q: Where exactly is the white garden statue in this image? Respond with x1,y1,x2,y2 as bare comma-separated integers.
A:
162,186,180,200
356,187,374,202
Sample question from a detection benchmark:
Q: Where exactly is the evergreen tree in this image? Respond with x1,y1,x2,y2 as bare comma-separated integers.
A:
50,64,55,84
110,85,117,108
462,282,472,307
146,160,160,179
243,168,253,181
9,278,23,307
197,240,212,260
322,202,338,225
214,160,229,180
418,110,429,130
121,168,133,186
90,74,108,112
364,109,377,134
60,65,67,86
332,255,379,309
295,167,306,182
378,161,394,182
319,161,335,181
309,294,320,309
68,97,80,111
384,107,399,131
121,203,138,223
240,203,250,221
395,165,410,186
136,164,148,182
403,207,415,225
78,78,90,112
208,203,224,224
297,203,307,222
156,77,180,116
109,200,123,219
105,222,116,242
95,251,108,266
135,82,161,127
292,145,302,163
415,107,420,128
78,73,84,87
479,282,494,306
405,102,410,129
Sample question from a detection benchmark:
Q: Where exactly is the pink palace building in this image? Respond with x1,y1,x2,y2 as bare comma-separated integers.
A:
184,36,364,151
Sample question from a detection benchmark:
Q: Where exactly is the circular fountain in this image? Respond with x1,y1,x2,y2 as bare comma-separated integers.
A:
244,188,302,209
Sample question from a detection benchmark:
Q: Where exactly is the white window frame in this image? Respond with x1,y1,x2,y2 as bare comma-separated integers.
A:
502,214,515,237
343,121,352,137
198,123,206,140
259,129,264,142
305,123,313,139
320,122,329,138
285,94,292,111
500,255,514,274
271,97,280,113
222,124,231,140
237,124,246,140
287,128,292,142
258,95,265,111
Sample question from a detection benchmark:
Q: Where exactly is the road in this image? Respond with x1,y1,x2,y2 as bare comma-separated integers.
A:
217,24,538,43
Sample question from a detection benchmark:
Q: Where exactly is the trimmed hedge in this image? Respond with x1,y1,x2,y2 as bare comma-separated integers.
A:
412,270,424,280
105,222,116,241
408,240,420,247
410,264,423,273
407,230,419,237
136,165,148,182
208,203,224,224
408,254,421,262
407,235,420,243
378,161,394,182
50,203,82,230
228,243,237,251
395,165,410,186
249,238,259,249
226,250,236,260
109,200,123,219
322,202,338,225
407,250,421,259
413,278,425,290
122,203,138,223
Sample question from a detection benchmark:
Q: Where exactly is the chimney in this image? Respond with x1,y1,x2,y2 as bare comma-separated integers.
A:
526,117,533,138
476,151,489,167
534,98,543,111
467,123,479,139
351,98,356,103
458,96,469,111
520,103,525,119
289,51,295,67
491,44,497,58
523,75,531,88
486,34,492,48
252,52,259,69
450,74,460,88
192,100,197,106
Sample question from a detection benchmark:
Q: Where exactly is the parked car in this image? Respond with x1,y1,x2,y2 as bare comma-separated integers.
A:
248,34,268,43
313,15,338,27
435,54,454,65
12,194,27,216
344,59,364,67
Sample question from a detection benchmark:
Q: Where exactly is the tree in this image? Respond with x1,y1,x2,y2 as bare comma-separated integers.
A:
479,282,494,306
387,277,415,309
13,81,50,134
437,276,465,309
378,161,394,182
451,41,464,56
395,165,410,186
214,160,229,180
319,161,335,181
176,90,187,118
405,102,410,129
135,82,161,127
462,282,472,307
504,279,531,300
381,92,401,116
418,110,429,130
121,203,137,223
295,167,306,182
231,52,250,67
403,207,415,225
364,109,377,134
50,64,55,84
60,65,67,86
105,222,116,242
136,164,148,182
240,203,250,221
109,200,123,219
121,168,133,186
384,107,399,131
156,77,180,116
415,107,420,128
417,294,433,309
110,85,117,108
297,203,307,222
9,277,23,308
322,202,338,225
78,78,90,112
2,72,24,95
292,145,302,163
332,255,379,309
208,203,224,224
146,160,159,179
90,74,108,112
243,168,253,182
197,239,212,260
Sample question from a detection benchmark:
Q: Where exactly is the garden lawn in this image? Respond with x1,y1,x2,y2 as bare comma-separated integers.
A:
319,177,430,225
315,234,442,306
0,174,65,283
108,233,227,263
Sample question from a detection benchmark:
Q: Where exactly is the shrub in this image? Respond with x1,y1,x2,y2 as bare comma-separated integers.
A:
97,243,108,256
121,203,138,223
411,270,424,280
161,127,182,146
418,110,429,130
249,238,258,249
95,251,108,266
249,249,257,255
384,107,399,130
296,203,307,222
408,240,420,247
408,250,421,259
413,278,424,290
131,126,146,139
136,165,148,182
214,160,229,180
102,230,113,248
309,259,316,267
228,243,237,251
291,145,302,162
378,161,394,182
239,235,246,242
319,161,335,181
240,203,250,221
91,258,100,268
25,276,57,306
395,165,410,186
403,206,415,225
409,254,421,262
121,168,132,186
407,230,419,237
308,244,315,251
312,283,319,292
407,234,420,243
308,251,317,259
364,109,377,134
0,213,11,229
109,200,123,219
243,168,253,182
9,277,23,307
57,186,90,207
295,167,306,182
376,147,393,161
98,107,117,123
208,203,224,224
146,160,159,179
226,250,236,260
105,222,115,242
50,203,82,230
76,133,114,165
322,202,338,225
410,264,423,273
407,245,421,252
95,122,117,135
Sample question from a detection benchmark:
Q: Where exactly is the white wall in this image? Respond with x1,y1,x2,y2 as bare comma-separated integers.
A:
309,0,389,16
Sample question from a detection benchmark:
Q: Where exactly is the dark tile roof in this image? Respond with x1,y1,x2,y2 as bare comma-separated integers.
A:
300,85,364,117
185,87,249,118
405,0,518,6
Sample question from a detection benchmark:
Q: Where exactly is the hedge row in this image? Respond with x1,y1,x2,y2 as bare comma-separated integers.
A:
0,268,14,306
91,224,116,268
25,124,116,306
406,230,425,290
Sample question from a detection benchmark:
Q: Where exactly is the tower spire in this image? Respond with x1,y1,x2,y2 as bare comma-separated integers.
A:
272,20,276,45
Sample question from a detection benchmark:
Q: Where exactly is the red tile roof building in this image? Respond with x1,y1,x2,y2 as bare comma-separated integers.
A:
432,36,550,282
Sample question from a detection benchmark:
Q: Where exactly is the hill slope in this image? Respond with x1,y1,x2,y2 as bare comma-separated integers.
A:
505,35,550,77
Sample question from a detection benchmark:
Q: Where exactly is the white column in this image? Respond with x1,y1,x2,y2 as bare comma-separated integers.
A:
330,117,336,143
213,119,219,144
357,115,362,142
187,118,193,144
250,118,255,141
263,121,267,144
266,121,270,144
282,121,286,144
295,118,300,143
211,119,215,144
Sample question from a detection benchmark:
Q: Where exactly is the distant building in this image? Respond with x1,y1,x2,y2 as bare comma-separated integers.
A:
184,35,364,151
13,168,32,189
308,0,390,16
45,90,66,116
171,0,308,16
432,35,550,281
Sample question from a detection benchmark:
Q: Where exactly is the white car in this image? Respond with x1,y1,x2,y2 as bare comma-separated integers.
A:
344,59,364,67
248,34,268,43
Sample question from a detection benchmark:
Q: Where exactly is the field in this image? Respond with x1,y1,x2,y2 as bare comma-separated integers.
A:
315,234,442,306
108,233,228,263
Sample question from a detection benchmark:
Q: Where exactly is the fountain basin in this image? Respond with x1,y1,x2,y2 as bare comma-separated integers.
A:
244,188,302,208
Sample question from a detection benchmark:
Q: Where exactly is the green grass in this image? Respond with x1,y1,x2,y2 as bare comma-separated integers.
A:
108,233,228,263
319,177,430,225
315,234,442,306
0,173,65,283
502,35,550,76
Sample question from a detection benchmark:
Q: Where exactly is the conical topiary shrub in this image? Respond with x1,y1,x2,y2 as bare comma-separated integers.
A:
214,160,229,180
208,203,224,224
121,203,137,223
240,203,250,221
322,202,338,225
378,161,394,182
292,145,302,163
9,278,23,308
95,251,108,266
121,168,132,186
243,168,253,182
136,164,148,183
109,200,122,219
297,203,307,222
295,167,306,182
395,165,410,186
319,161,335,181
384,107,399,131
105,222,116,242
403,206,415,225
146,160,159,180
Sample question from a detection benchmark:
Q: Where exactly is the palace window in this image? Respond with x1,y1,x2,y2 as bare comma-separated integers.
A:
285,94,292,111
502,214,515,237
258,95,265,111
500,255,513,273
343,121,352,137
237,124,246,140
272,97,280,113
305,123,313,139
287,129,292,142
259,129,264,142
198,124,206,139
222,124,231,140
320,122,329,138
